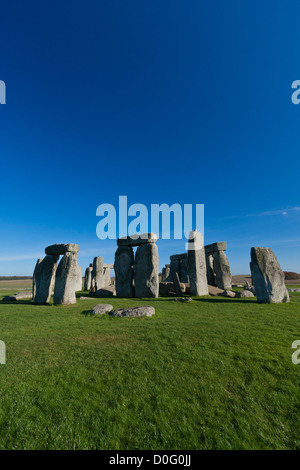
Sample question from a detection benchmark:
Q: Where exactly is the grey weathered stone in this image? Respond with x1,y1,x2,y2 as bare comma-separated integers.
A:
34,255,59,304
53,252,79,305
90,304,113,315
169,258,181,283
205,242,227,255
208,285,224,296
159,282,186,295
170,253,187,261
173,297,192,302
161,267,167,282
235,290,255,298
117,233,157,247
95,286,116,297
212,251,232,290
103,265,111,286
3,291,32,301
180,258,189,283
205,253,216,286
187,230,208,296
115,246,135,297
84,266,93,291
221,290,236,298
109,306,155,317
92,256,104,291
172,271,183,295
75,266,82,291
32,258,43,299
250,247,290,303
134,243,159,298
45,243,79,255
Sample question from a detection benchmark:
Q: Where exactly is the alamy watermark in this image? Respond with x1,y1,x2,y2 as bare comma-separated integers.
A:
0,341,6,365
0,80,6,104
96,196,204,248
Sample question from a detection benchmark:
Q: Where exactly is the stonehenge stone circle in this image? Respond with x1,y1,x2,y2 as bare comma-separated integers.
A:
250,247,290,303
54,252,80,305
134,243,159,298
33,255,59,304
187,230,209,296
114,246,135,297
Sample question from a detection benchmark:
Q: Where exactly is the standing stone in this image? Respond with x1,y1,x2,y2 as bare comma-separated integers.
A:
92,256,104,291
161,267,167,281
172,271,183,296
180,257,189,283
54,252,79,305
103,266,111,286
32,258,43,299
33,255,59,304
187,230,208,296
84,265,93,291
212,251,232,290
205,253,216,286
250,247,290,303
75,266,82,292
169,257,181,283
115,246,135,297
134,243,159,298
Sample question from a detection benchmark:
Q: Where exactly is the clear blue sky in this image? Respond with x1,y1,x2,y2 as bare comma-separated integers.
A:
0,0,299,276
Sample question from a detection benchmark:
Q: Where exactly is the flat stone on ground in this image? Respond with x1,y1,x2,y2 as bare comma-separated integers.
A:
109,306,155,317
90,304,113,315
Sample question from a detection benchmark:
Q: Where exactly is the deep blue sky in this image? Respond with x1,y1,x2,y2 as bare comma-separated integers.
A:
0,0,299,275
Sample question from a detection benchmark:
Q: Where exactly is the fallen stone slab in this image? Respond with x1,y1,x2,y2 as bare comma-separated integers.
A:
94,287,116,297
208,285,224,296
220,290,236,298
45,243,79,255
117,233,157,247
2,291,32,301
235,290,255,298
172,297,193,303
109,306,155,317
287,288,300,292
90,304,113,315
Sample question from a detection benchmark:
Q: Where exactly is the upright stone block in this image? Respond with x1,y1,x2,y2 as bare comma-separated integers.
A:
75,266,82,292
54,252,79,305
134,243,159,298
33,255,59,304
92,256,104,291
212,251,232,290
32,258,43,299
205,253,216,286
187,230,208,296
103,265,111,286
115,246,135,297
250,247,290,303
84,265,93,291
180,257,189,283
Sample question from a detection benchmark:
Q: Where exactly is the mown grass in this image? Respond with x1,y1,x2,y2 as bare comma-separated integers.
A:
0,289,300,450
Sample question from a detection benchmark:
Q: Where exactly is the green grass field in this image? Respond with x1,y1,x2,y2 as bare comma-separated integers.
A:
0,285,300,450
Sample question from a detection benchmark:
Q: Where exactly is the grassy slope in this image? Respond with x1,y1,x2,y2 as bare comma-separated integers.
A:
0,290,300,450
